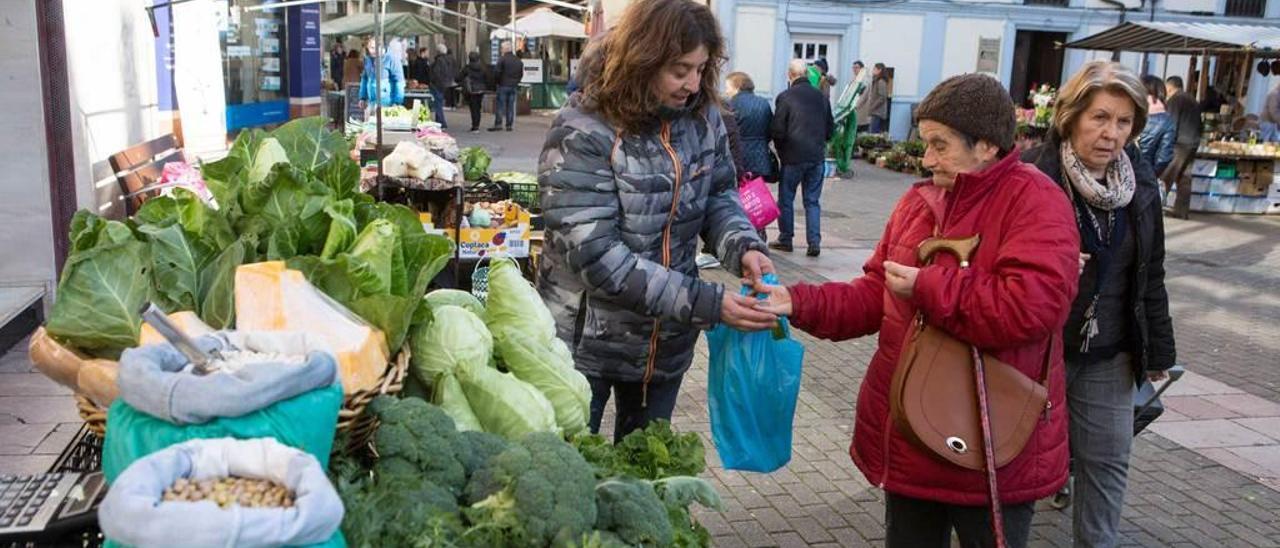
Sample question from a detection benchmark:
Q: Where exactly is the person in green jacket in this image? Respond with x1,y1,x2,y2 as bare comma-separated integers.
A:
829,61,867,177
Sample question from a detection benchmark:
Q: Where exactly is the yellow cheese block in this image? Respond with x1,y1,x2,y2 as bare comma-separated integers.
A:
234,261,390,394
139,311,215,347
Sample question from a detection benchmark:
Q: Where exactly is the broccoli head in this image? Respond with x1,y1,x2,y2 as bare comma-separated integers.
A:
593,478,674,546
369,395,468,495
464,432,599,546
340,474,463,548
457,430,509,479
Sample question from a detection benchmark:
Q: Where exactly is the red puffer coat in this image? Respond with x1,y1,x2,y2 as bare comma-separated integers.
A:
789,151,1079,505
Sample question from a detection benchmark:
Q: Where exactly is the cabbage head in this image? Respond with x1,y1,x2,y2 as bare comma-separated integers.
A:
455,361,558,439
411,305,492,383
424,289,485,318
247,137,289,184
485,257,555,343
491,326,589,436
433,372,482,432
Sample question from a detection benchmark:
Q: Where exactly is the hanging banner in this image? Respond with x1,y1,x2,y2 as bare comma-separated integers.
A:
172,0,228,157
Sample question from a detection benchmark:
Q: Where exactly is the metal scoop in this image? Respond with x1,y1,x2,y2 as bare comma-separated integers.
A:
138,303,222,375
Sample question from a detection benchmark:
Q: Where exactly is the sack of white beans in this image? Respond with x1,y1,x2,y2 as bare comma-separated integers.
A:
99,437,344,548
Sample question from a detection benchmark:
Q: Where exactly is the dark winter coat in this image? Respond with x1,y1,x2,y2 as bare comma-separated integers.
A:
429,53,457,93
770,78,834,166
788,151,1079,505
1166,91,1203,147
728,91,774,179
537,95,766,384
456,60,489,95
496,52,524,88
1023,136,1177,379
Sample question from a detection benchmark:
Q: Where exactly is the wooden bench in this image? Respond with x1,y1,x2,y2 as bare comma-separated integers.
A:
107,134,184,216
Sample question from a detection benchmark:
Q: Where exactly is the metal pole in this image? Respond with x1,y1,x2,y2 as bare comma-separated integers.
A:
511,0,517,50
376,0,385,177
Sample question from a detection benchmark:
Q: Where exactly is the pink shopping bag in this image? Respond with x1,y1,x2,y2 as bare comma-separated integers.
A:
738,173,779,229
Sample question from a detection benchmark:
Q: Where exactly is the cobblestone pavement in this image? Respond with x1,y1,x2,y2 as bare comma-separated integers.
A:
3,110,1279,546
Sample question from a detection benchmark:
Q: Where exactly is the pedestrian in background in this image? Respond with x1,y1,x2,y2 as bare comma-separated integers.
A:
359,36,404,108
537,0,774,442
808,58,836,101
770,59,833,257
342,49,361,88
1137,75,1175,175
456,51,490,133
755,73,1078,548
491,41,524,131
428,43,456,129
857,62,890,134
831,60,868,178
726,71,775,182
329,42,345,86
1022,61,1176,548
1162,76,1202,218
411,47,432,89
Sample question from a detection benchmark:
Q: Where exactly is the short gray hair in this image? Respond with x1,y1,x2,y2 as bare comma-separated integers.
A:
436,43,448,55
787,59,807,79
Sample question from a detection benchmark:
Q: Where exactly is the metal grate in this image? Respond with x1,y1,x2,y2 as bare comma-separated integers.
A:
36,0,77,276
1224,0,1266,17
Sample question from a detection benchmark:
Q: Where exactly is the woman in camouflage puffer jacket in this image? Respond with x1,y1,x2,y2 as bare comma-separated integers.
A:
537,0,775,442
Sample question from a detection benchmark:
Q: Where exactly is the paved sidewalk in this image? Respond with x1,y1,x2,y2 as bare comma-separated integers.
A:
3,111,1280,546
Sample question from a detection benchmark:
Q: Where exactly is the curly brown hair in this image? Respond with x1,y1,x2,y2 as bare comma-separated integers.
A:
581,0,724,135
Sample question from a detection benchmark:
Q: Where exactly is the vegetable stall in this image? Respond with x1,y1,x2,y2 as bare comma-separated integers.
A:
28,116,721,547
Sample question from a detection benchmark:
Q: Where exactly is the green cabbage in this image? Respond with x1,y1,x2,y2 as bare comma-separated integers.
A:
458,147,491,181
423,289,485,318
491,326,590,436
433,372,483,432
347,219,398,296
455,360,558,440
247,137,289,184
485,257,555,342
411,305,493,383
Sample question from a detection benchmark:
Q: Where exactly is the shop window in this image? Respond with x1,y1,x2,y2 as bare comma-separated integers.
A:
223,1,290,129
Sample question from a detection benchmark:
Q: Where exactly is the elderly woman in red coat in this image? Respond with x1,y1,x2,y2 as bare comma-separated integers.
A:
755,74,1080,548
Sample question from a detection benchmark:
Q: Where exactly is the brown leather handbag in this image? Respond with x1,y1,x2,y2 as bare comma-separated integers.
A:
888,235,1052,471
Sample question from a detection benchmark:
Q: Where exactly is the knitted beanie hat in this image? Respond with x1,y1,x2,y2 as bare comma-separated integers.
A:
915,73,1016,152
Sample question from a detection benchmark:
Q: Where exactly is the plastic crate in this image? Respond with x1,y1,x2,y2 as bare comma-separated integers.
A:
507,182,539,212
49,424,103,474
464,180,508,204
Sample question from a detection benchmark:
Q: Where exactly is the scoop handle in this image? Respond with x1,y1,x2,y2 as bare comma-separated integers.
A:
138,303,215,375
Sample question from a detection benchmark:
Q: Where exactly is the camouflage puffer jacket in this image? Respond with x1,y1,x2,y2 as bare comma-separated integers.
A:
537,96,766,384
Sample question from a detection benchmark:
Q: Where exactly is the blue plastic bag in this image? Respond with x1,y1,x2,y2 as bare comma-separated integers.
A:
706,273,805,472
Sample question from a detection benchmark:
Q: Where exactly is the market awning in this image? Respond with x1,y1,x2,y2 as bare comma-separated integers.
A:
1064,21,1280,58
321,12,457,37
490,8,586,40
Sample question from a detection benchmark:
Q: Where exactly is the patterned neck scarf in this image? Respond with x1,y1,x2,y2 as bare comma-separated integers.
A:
1059,141,1135,211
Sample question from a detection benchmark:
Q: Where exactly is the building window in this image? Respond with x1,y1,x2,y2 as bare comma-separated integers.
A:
1224,0,1265,17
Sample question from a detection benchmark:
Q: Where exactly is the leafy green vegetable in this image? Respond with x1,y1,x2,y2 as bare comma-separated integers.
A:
485,257,556,342
247,137,289,185
434,372,483,432
45,222,150,358
571,420,707,481
199,236,249,329
320,199,358,259
338,473,464,548
138,223,215,313
347,294,419,352
411,305,492,383
455,361,558,440
347,219,398,296
272,116,350,172
459,146,492,181
490,326,590,436
423,289,485,318
491,171,538,186
368,396,468,495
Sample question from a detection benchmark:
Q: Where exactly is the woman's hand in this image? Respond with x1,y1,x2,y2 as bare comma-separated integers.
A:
1147,370,1169,382
721,292,777,331
884,261,920,300
749,281,793,317
1079,253,1091,276
740,250,775,286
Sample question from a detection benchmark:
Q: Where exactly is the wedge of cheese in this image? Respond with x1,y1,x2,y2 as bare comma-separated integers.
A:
138,311,215,347
234,261,390,394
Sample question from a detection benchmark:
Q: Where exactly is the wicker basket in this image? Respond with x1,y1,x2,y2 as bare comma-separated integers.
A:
74,345,410,452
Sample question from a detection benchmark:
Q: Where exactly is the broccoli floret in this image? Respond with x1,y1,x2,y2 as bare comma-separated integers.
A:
340,474,463,548
593,478,674,546
457,430,509,479
369,395,468,495
576,530,632,548
464,432,599,546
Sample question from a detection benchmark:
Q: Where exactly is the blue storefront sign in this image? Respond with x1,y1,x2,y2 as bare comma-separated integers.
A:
153,1,177,111
287,4,322,99
226,100,290,130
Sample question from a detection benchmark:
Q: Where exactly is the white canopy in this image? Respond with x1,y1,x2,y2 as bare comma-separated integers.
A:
491,8,586,41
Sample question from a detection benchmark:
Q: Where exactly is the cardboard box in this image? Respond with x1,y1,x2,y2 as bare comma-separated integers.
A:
1208,178,1239,195
1190,159,1218,178
1256,161,1276,187
1234,196,1272,215
1203,194,1236,213
434,209,533,259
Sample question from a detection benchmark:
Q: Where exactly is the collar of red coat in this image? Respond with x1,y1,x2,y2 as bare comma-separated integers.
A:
914,148,1023,225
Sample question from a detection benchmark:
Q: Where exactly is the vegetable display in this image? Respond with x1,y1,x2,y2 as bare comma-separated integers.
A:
45,117,454,359
459,146,492,181
334,396,722,548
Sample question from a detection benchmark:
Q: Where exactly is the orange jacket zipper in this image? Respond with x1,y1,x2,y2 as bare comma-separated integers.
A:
643,121,684,406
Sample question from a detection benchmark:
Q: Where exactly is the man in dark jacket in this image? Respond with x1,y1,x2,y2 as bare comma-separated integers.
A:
490,41,524,131
770,59,834,256
428,44,456,128
1162,76,1202,219
329,43,345,86
410,47,432,87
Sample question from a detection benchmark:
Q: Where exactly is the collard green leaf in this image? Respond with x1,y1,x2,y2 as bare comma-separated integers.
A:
349,294,418,352
199,237,247,329
266,224,301,261
316,155,361,200
134,196,180,228
68,210,112,255
348,219,398,296
138,223,215,313
227,128,268,167
321,199,358,259
403,233,454,297
46,238,150,358
271,117,348,172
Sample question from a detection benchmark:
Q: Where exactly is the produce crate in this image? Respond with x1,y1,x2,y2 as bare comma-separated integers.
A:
49,424,103,474
506,182,539,212
464,180,508,204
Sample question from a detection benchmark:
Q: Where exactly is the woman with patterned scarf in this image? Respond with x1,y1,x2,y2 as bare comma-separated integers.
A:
1022,61,1177,548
